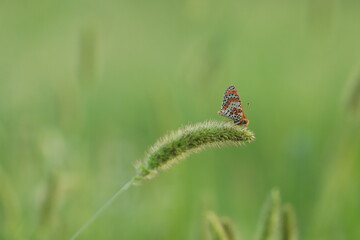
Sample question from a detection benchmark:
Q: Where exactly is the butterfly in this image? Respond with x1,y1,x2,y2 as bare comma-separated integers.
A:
218,85,249,126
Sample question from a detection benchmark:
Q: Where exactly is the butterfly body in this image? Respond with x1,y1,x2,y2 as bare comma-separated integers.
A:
218,85,249,126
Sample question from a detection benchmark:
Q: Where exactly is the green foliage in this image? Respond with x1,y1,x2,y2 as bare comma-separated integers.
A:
282,204,298,240
206,211,237,240
207,190,299,240
36,173,63,240
1,1,360,239
255,190,299,240
0,167,22,240
255,190,282,240
344,67,360,120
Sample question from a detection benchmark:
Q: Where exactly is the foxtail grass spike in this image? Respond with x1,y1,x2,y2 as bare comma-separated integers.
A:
69,121,254,240
255,189,282,240
206,211,232,240
36,173,62,239
0,167,21,239
219,217,237,240
135,120,255,182
342,66,360,123
282,204,299,240
78,26,98,86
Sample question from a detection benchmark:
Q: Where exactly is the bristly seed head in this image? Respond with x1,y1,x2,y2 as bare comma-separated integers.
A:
134,120,255,182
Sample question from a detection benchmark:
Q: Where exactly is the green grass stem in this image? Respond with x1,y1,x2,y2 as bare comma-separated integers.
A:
68,120,254,240
68,178,135,240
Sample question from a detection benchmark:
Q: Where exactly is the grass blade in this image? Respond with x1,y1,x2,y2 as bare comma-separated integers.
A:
255,189,282,240
282,204,298,240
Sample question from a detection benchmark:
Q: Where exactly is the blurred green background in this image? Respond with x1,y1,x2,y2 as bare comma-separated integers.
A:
1,0,360,239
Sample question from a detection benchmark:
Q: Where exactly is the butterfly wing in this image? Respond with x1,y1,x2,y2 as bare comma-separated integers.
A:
218,85,244,123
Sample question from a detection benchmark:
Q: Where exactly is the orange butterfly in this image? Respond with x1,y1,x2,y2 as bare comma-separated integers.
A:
218,85,249,126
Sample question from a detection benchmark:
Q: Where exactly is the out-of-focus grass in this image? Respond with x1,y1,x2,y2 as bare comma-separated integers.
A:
0,1,360,239
206,190,298,240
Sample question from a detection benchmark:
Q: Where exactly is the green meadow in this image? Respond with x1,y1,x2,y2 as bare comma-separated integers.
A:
1,1,360,239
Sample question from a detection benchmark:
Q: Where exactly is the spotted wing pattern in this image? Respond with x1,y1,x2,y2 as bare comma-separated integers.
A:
218,85,246,124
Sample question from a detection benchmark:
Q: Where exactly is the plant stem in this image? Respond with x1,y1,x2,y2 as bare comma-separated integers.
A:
68,177,136,240
68,121,254,239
